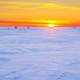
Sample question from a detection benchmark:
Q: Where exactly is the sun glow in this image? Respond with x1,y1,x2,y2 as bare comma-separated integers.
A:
48,24,57,28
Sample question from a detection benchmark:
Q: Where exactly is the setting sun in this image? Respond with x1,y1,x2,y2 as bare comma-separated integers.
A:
48,24,57,28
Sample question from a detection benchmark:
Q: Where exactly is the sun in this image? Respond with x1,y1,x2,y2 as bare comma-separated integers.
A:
48,24,56,28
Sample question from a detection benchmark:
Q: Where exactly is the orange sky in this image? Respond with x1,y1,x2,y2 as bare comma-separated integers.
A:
0,0,80,27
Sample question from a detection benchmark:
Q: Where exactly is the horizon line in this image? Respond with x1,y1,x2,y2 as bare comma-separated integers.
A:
0,20,80,27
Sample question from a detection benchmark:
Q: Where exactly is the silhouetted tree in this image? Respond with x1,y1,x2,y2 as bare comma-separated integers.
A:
14,26,17,29
27,26,30,29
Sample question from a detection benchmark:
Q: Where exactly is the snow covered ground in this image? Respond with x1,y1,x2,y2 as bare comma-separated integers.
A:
0,27,80,80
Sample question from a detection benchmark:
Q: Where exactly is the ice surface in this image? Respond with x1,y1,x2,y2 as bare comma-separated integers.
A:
0,27,80,80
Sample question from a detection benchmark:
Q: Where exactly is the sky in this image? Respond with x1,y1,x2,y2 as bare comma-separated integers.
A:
0,0,80,26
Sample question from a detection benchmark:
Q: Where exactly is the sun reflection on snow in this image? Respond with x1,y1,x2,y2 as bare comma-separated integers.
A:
42,27,61,36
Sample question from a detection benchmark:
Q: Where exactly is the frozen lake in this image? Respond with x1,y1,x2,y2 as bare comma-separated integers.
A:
0,27,80,80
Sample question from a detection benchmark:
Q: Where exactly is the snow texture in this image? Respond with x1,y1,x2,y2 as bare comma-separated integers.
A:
0,27,80,80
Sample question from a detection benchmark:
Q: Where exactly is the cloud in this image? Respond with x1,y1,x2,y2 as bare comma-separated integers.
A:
0,1,80,9
0,0,80,6
0,1,80,22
